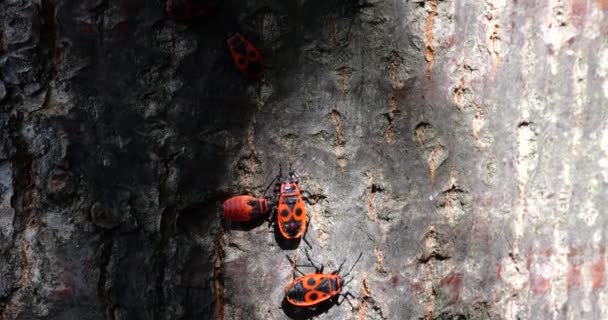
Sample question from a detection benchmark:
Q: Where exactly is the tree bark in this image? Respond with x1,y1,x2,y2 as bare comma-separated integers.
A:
1,0,607,319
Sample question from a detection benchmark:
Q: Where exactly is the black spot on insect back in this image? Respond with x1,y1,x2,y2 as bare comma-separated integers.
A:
331,277,340,291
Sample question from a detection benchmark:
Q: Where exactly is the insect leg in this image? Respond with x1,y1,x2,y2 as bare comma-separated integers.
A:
286,255,314,277
293,171,301,183
300,190,311,201
336,291,356,309
267,209,273,225
265,185,279,219
263,174,279,197
342,252,363,278
302,212,312,248
266,194,276,211
305,249,324,273
302,235,312,248
341,276,354,287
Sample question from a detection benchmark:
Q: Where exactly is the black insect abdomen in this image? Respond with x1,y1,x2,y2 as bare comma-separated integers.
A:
286,281,306,302
316,278,330,294
247,199,262,219
283,219,302,237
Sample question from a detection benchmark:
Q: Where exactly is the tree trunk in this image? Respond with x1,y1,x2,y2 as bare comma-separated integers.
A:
1,0,607,319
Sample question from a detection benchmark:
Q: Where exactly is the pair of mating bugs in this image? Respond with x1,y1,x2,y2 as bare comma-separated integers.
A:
164,0,360,309
164,0,264,79
222,167,362,309
222,166,308,241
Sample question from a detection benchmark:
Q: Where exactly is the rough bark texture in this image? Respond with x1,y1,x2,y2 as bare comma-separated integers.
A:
1,0,608,319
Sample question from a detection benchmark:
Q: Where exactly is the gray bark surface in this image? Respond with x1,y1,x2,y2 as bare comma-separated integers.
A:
1,0,608,319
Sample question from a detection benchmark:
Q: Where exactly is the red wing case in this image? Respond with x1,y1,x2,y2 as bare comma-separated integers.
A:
222,195,268,222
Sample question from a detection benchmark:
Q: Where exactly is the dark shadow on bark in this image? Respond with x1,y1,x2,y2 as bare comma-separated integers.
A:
281,296,338,320
224,218,268,231
16,0,390,318
53,0,255,317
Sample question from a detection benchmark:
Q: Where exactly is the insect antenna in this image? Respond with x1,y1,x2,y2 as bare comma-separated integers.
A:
334,257,347,274
262,174,279,197
336,292,356,309
341,276,354,287
341,252,363,278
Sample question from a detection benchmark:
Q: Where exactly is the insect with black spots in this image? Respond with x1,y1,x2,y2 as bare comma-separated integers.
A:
227,33,264,79
221,164,311,245
266,165,310,242
165,0,217,20
285,250,363,308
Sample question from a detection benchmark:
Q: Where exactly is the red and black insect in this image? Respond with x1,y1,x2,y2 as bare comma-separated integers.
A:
222,195,269,222
267,165,309,241
285,250,363,308
227,33,264,79
165,0,217,20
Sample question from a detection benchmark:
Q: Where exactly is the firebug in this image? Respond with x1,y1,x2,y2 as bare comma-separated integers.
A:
285,250,363,308
227,33,264,79
268,165,309,241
